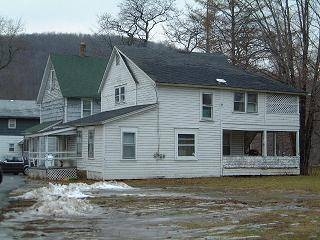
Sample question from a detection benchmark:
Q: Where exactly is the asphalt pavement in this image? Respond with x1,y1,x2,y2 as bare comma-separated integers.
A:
0,174,26,209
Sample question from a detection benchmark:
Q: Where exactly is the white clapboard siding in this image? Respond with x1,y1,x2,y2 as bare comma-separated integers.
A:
97,86,222,180
78,126,104,178
40,61,65,123
101,53,137,111
0,136,23,158
100,51,157,112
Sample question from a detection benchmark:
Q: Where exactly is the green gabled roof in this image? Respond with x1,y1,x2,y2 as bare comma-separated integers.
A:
24,120,61,135
50,54,108,98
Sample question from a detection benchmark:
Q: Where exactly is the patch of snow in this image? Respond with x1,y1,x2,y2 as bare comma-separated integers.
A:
15,181,133,217
216,78,227,84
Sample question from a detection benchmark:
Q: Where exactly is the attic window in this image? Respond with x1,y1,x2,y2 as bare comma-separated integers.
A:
115,54,120,65
49,70,55,90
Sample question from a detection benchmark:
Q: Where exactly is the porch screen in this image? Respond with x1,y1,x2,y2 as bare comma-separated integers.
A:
267,132,296,156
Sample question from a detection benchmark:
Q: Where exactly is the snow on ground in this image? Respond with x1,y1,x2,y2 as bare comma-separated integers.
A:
14,181,133,217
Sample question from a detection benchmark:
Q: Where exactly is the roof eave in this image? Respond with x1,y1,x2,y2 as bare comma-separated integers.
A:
157,82,305,96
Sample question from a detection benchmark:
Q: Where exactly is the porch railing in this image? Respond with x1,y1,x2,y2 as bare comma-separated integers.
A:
26,151,81,168
223,156,300,169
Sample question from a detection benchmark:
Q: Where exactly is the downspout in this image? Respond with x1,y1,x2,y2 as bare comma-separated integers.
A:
220,90,223,176
153,82,160,154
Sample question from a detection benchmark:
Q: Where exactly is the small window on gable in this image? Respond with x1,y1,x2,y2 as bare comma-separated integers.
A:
49,70,55,90
234,92,245,112
115,54,120,65
82,99,92,118
202,93,213,119
9,143,14,152
115,86,125,104
8,119,16,129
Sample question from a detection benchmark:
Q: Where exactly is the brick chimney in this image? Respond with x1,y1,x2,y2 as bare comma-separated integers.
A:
79,42,86,57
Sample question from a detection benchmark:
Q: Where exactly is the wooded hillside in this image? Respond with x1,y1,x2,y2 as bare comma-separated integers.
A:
0,33,115,100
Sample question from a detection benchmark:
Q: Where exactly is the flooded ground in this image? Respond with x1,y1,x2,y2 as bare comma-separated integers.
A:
1,176,320,239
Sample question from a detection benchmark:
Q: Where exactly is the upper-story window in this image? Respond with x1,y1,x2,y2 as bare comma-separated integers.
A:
8,119,16,129
201,93,213,119
115,86,125,104
234,92,258,113
115,54,120,65
49,69,55,90
82,99,92,118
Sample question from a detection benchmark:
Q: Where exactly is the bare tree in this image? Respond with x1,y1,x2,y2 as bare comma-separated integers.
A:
164,10,203,52
98,0,175,46
0,17,23,70
245,0,320,175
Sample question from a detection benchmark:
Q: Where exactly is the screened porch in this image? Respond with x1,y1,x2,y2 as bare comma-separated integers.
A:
222,130,300,169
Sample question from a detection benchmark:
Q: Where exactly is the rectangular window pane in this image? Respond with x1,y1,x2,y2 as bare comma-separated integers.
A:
247,103,257,113
202,106,212,118
82,100,92,117
9,144,14,152
120,87,125,95
234,92,245,102
247,93,257,103
202,93,212,105
123,132,135,144
234,102,245,112
123,145,135,159
178,134,195,157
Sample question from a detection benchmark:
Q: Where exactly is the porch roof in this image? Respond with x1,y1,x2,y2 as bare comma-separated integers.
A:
24,120,61,135
64,103,157,127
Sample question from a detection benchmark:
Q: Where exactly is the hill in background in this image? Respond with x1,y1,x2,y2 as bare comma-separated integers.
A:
0,33,118,100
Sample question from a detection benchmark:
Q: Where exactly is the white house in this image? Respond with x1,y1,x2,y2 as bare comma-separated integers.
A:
57,46,302,180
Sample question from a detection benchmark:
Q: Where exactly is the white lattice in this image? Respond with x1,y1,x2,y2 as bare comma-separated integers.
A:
266,94,298,114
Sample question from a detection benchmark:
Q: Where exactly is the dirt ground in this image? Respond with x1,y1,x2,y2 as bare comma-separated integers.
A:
1,175,320,240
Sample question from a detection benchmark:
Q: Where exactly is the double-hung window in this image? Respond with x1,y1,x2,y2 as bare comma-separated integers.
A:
234,92,258,113
202,93,213,119
82,99,92,118
76,131,82,157
88,129,94,158
234,92,245,112
176,129,197,160
8,119,16,129
247,93,258,113
115,86,125,104
9,143,14,152
122,128,137,160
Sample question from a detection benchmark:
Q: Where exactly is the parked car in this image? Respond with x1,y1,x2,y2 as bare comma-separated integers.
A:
0,156,29,175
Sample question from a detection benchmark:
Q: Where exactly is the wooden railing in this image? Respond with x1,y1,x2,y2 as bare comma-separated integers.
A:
26,151,81,168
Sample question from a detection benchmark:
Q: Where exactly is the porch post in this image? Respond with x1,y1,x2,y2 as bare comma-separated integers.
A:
296,131,300,156
263,130,267,157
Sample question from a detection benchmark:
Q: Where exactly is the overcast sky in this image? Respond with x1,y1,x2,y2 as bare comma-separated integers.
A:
1,0,190,37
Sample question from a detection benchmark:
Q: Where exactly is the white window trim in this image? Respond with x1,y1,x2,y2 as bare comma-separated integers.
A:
8,119,16,129
81,99,93,118
87,128,95,159
233,92,258,113
115,85,126,105
175,129,198,160
9,143,14,152
121,127,137,160
200,91,214,121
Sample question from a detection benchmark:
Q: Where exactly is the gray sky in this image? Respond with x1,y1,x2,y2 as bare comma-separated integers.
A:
1,0,190,36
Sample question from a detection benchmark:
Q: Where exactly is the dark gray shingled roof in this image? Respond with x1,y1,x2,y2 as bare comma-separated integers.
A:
117,46,303,94
0,100,39,118
65,104,157,127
